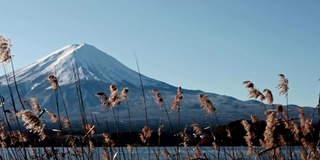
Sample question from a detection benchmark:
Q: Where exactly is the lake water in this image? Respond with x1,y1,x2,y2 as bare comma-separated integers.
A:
0,146,308,160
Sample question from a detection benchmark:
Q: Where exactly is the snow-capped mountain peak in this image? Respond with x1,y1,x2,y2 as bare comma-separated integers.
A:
8,43,149,87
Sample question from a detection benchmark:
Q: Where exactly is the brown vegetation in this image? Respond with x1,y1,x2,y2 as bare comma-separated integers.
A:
1,35,320,159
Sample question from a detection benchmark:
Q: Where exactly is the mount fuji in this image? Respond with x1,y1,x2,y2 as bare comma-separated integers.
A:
0,43,316,132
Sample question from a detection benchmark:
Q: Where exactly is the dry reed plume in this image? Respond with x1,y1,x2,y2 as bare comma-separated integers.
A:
140,125,153,143
243,81,265,101
152,88,175,133
0,35,13,65
152,89,164,107
260,111,277,155
263,89,274,105
95,92,112,109
16,110,47,140
47,74,59,89
250,113,259,123
298,107,314,139
31,97,41,114
121,87,129,100
277,74,289,97
276,104,284,114
241,120,255,154
198,94,216,115
258,123,286,158
109,84,121,106
171,86,183,112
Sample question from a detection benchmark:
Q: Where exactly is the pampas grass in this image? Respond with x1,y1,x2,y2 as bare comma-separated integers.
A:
241,120,254,155
243,81,269,112
31,97,41,114
277,74,289,97
243,81,265,101
171,87,183,112
244,75,320,160
96,92,112,110
0,35,13,65
263,89,274,105
152,88,174,133
139,125,153,143
16,110,47,141
152,89,164,107
198,94,216,115
250,113,259,123
109,84,121,107
120,87,129,100
47,75,59,90
277,74,290,119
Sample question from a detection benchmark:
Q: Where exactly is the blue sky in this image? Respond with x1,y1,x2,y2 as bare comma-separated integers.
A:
1,1,320,107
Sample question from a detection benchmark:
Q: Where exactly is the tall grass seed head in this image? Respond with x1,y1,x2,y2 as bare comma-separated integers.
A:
121,87,129,100
47,75,59,89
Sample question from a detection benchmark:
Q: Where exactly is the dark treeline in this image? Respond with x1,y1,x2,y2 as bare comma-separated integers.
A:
5,119,319,148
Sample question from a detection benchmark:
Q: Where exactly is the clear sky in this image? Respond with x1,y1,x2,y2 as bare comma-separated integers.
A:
1,1,319,107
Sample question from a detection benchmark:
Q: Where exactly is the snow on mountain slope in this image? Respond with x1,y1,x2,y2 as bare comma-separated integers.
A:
6,43,160,88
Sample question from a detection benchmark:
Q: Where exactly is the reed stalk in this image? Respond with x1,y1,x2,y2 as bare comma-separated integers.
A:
135,54,151,160
156,116,162,160
9,61,26,110
112,107,122,159
72,62,89,160
124,99,136,160
3,67,27,160
0,95,20,160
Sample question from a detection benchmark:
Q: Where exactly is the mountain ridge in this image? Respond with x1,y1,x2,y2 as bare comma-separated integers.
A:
0,43,317,132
